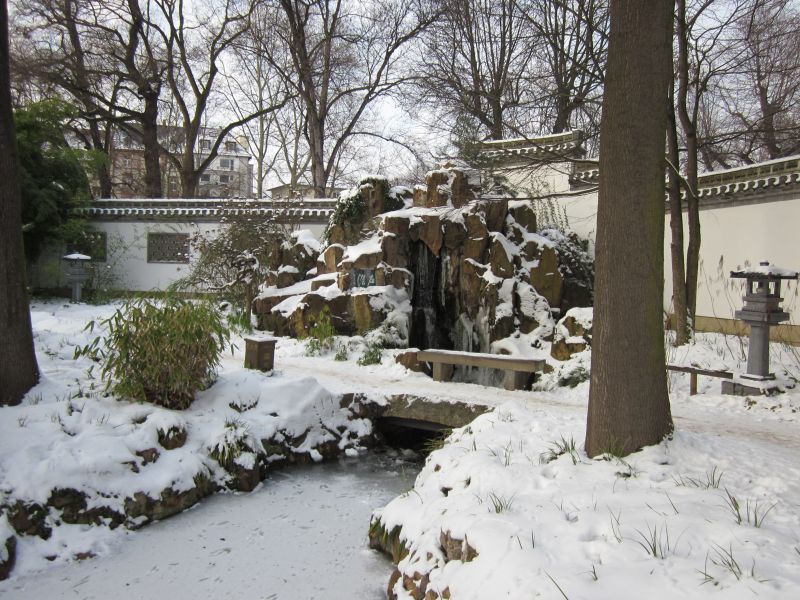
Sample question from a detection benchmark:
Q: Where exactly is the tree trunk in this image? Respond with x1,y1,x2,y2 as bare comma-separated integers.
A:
89,121,113,198
307,112,327,198
0,0,39,405
180,163,199,199
552,89,571,133
675,0,700,336
585,0,673,457
667,93,690,345
141,91,163,198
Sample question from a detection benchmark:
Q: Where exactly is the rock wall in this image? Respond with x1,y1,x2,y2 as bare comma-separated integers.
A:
254,167,593,354
0,393,379,580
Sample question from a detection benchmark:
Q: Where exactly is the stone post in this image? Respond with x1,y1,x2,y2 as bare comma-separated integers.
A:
724,261,798,395
62,253,92,303
243,335,277,372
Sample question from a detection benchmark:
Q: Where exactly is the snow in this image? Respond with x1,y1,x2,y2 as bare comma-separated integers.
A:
3,300,800,600
733,263,798,278
565,306,594,329
4,455,416,600
290,228,323,254
0,301,375,578
341,235,383,263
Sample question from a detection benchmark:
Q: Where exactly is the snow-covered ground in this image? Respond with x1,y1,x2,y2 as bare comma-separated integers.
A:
4,453,417,600
2,300,800,599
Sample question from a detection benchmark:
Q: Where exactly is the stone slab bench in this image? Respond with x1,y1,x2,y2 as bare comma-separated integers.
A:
665,364,733,395
416,349,545,391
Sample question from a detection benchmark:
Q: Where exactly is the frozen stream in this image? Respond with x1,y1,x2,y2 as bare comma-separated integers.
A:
3,452,419,600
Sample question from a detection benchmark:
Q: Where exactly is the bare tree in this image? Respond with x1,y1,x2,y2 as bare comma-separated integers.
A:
225,3,310,198
716,0,800,163
1,0,40,405
414,0,533,141
150,0,289,197
585,0,673,457
269,0,436,197
523,0,608,135
13,0,168,197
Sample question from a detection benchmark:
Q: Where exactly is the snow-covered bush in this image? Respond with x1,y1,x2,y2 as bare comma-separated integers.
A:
305,306,335,356
75,298,229,409
173,210,287,315
357,341,383,366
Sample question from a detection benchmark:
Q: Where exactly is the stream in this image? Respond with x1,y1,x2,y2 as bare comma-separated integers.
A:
2,451,420,600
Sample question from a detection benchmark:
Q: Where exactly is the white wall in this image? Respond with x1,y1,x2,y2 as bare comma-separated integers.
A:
664,199,800,324
497,159,799,323
30,220,329,293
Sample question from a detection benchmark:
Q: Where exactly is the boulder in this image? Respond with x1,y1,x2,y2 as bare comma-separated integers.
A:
124,478,216,525
442,219,467,250
288,293,353,338
449,168,478,208
550,309,593,361
321,244,345,273
521,241,564,308
276,270,298,289
378,266,413,291
409,215,443,256
6,501,51,539
158,425,188,450
0,535,15,581
475,199,508,232
458,259,486,319
382,214,410,238
514,282,549,335
382,233,409,268
412,184,428,207
425,170,450,207
352,250,383,271
310,274,337,291
47,488,125,528
394,350,431,374
350,293,384,334
488,234,515,279
463,214,489,261
507,201,537,233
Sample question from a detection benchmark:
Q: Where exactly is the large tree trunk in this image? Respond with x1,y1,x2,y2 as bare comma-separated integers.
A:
0,0,39,405
585,0,673,457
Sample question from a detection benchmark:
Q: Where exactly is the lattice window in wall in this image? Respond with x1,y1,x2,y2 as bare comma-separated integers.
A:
147,233,190,263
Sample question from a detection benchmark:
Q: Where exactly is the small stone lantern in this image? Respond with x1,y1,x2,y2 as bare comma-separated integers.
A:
62,253,92,303
724,261,798,395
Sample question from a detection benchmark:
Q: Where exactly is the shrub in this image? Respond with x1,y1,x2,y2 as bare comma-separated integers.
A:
306,306,335,356
76,297,229,409
357,341,383,366
334,342,349,361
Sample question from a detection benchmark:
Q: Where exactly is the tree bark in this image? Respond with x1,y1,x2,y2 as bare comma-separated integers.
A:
0,0,40,405
140,91,163,198
674,0,701,337
585,0,673,457
667,93,690,345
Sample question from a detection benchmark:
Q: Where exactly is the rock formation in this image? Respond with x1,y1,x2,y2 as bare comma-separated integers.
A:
254,168,593,355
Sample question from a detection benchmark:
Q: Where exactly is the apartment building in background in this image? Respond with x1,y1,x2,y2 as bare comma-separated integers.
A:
107,126,253,199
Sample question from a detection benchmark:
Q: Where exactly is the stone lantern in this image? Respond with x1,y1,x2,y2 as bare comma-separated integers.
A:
62,253,92,303
723,261,798,395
